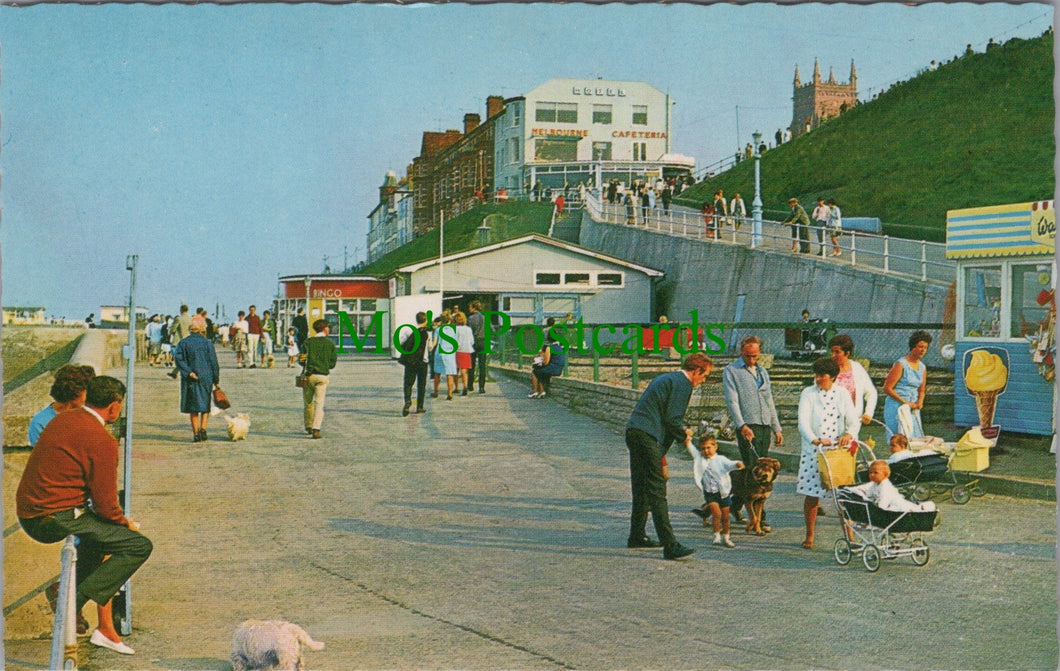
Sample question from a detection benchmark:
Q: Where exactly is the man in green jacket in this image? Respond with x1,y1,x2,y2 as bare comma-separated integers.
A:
301,319,338,439
783,197,812,254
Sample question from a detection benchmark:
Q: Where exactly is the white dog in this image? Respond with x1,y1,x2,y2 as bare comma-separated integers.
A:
231,619,324,671
223,413,251,441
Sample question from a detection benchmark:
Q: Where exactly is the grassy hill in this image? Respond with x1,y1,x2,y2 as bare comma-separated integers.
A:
360,201,554,277
675,32,1055,241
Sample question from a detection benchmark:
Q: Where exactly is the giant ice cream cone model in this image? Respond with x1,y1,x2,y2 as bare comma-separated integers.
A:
964,349,1009,427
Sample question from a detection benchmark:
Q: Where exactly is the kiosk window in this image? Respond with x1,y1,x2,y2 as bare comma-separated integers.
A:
963,266,1002,338
535,137,579,162
1010,262,1053,338
535,273,561,286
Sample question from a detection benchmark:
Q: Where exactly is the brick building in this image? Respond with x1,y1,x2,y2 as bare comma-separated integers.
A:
411,96,505,235
790,60,858,138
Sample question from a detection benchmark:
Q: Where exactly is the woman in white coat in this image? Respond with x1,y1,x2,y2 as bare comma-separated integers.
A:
828,334,878,425
796,357,860,549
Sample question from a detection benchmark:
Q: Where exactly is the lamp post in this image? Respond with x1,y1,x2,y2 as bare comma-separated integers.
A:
751,130,763,248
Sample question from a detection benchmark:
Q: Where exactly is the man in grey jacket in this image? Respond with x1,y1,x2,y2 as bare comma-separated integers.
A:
722,335,784,527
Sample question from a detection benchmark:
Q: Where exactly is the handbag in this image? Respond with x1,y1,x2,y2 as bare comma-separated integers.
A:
212,387,231,410
295,372,309,388
817,447,855,490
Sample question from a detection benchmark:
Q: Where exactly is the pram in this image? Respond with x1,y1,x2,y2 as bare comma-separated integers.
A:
819,442,939,572
884,409,984,505
784,319,837,360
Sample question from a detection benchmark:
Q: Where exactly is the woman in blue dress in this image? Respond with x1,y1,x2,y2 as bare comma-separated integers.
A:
432,314,458,401
529,332,566,399
174,321,220,442
882,331,932,439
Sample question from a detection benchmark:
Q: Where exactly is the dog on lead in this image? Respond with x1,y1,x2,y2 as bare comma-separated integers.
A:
231,619,324,671
730,457,782,535
223,413,251,441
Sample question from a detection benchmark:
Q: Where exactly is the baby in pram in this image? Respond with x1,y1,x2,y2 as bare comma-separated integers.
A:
846,460,936,512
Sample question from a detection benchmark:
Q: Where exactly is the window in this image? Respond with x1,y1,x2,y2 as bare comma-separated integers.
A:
962,266,1002,338
592,142,612,160
632,105,648,125
359,299,377,312
632,142,647,161
535,272,561,286
535,101,578,123
597,273,623,286
535,137,579,162
511,104,521,127
592,104,612,124
508,137,521,163
1010,263,1053,338
564,273,591,285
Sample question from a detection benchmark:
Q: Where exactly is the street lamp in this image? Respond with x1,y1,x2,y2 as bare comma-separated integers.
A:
751,130,763,248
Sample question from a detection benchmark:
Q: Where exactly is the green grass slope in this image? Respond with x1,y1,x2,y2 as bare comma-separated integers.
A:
676,32,1055,242
360,201,555,277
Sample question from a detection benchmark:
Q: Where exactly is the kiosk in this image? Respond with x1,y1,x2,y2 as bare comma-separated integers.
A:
946,200,1055,442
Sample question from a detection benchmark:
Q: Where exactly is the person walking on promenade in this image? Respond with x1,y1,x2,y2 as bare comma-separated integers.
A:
400,312,433,416
722,335,784,527
28,364,96,447
882,330,932,439
811,197,831,256
467,301,488,394
625,352,713,560
701,200,715,238
454,311,475,396
713,189,728,234
145,315,164,366
292,307,309,349
245,305,262,369
783,197,812,254
286,327,300,368
826,198,843,257
232,310,249,368
260,310,276,367
301,319,337,439
174,321,221,442
17,376,152,656
167,305,192,379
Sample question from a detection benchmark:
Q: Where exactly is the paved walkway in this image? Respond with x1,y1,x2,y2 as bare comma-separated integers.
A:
5,348,1057,669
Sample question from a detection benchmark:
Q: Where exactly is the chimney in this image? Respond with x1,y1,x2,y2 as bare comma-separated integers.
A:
464,113,481,135
486,95,505,119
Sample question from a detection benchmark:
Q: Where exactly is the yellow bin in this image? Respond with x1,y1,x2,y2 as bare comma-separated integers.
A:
951,428,991,472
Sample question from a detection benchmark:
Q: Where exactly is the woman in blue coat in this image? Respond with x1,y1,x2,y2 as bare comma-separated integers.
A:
174,321,221,442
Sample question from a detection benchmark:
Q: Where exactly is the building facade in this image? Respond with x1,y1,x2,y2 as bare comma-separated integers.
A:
494,78,693,195
411,96,505,236
366,170,414,264
276,275,391,349
790,60,858,138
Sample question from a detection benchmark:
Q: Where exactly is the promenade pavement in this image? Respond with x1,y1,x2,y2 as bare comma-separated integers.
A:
5,347,1057,670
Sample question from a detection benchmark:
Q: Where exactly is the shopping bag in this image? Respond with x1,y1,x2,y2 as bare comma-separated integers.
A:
817,448,855,489
212,387,231,410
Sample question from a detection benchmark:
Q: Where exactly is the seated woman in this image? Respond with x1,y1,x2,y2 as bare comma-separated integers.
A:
529,332,566,399
847,460,936,512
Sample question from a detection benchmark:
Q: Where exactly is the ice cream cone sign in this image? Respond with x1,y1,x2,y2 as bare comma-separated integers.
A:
962,347,1010,446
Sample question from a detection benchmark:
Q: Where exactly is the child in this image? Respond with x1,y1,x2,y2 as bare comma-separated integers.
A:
685,431,744,548
847,460,936,512
286,327,299,368
886,433,938,463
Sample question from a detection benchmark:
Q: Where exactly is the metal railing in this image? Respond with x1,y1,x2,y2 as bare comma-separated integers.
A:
50,536,79,670
583,192,955,284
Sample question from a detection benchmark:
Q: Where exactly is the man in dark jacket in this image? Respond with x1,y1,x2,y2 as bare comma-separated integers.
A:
625,352,713,560
400,312,431,416
301,319,338,439
783,197,812,254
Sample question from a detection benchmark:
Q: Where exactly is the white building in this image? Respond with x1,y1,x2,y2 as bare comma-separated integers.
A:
493,78,694,195
366,170,414,263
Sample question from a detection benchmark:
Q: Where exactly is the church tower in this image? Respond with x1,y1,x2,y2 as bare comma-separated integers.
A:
790,59,858,138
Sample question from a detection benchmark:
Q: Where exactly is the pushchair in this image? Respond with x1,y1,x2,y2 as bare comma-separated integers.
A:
819,442,939,572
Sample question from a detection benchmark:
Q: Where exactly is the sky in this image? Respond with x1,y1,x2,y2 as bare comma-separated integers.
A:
0,2,1052,321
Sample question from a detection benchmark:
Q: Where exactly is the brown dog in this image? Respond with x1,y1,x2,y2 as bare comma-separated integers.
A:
730,457,782,535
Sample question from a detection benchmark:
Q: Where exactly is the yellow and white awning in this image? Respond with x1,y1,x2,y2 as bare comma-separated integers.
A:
946,200,1055,260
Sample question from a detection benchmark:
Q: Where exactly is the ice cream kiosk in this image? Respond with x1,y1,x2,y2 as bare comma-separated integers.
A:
947,200,1055,460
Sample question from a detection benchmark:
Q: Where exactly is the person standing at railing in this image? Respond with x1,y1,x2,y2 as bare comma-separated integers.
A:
730,192,747,231
713,190,728,235
639,185,650,225
812,198,831,257
701,200,715,238
826,198,843,256
661,180,673,214
783,197,812,253
624,190,636,225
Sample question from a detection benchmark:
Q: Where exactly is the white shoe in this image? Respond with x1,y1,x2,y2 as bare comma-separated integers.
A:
722,537,736,548
90,629,135,655
538,391,546,398
528,392,538,398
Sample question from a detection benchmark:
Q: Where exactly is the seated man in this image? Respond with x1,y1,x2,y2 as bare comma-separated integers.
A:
847,460,936,513
17,376,153,656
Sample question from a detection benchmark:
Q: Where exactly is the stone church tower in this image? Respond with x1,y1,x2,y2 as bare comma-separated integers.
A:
790,60,858,138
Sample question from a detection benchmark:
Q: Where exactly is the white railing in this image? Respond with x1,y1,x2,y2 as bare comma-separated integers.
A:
49,535,79,670
583,192,954,284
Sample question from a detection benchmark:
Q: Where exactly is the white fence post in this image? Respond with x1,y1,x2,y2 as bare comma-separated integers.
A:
883,235,890,273
850,230,857,266
921,240,927,281
50,535,79,670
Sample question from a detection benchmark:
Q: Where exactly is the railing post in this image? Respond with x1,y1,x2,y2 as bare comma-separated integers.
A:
850,230,857,266
883,235,890,272
630,346,639,390
921,240,927,281
592,344,600,382
50,535,79,670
